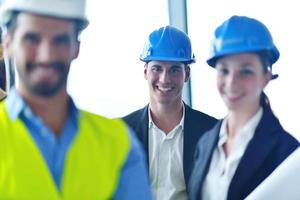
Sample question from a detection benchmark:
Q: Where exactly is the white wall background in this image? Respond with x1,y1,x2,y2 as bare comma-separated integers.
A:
68,0,168,118
68,0,299,140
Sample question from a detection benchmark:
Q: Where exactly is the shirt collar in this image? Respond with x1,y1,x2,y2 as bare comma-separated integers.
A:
148,102,185,130
219,107,263,146
5,87,78,121
5,87,26,120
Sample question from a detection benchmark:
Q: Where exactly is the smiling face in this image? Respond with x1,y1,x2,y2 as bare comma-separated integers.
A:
144,60,190,106
215,53,271,114
4,13,79,97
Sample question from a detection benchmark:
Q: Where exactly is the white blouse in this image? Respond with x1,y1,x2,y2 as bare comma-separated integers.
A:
201,107,263,200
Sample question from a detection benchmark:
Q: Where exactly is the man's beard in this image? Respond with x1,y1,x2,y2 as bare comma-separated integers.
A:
18,61,70,97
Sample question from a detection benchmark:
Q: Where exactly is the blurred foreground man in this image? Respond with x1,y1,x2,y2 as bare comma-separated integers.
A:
0,0,152,199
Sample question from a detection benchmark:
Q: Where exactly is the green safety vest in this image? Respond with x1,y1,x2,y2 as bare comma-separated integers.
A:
0,102,130,200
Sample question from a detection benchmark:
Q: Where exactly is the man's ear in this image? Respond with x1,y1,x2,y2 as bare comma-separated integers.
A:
2,33,13,58
72,41,80,59
184,66,190,82
144,64,148,80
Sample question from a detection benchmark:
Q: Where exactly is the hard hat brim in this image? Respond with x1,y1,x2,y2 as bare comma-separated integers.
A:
140,56,195,64
207,47,279,67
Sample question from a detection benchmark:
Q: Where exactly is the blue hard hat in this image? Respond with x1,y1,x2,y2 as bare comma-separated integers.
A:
207,16,280,67
140,25,195,64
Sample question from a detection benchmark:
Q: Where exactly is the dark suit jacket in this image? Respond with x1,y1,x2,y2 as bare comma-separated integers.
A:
188,106,299,200
122,103,217,186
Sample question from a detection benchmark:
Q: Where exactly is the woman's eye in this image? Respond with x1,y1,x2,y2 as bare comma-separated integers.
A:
240,69,253,76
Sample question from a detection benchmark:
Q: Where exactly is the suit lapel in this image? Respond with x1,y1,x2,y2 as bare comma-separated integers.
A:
183,105,200,183
228,108,280,199
228,130,276,199
193,122,221,199
137,106,150,167
183,104,218,184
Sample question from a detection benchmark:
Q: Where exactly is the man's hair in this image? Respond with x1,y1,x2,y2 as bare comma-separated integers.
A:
6,11,83,40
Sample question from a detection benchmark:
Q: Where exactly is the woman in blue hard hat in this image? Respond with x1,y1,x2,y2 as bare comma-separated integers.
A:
123,25,217,200
188,15,299,200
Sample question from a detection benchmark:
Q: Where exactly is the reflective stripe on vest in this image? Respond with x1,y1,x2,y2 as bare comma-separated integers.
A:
0,102,130,200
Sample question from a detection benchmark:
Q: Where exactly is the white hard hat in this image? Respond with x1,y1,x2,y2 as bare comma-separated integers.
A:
0,0,89,30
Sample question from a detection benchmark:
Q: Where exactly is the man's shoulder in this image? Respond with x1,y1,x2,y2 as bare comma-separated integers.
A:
0,88,6,100
79,109,126,129
0,101,9,127
122,105,148,122
185,104,218,123
78,109,132,145
79,109,108,120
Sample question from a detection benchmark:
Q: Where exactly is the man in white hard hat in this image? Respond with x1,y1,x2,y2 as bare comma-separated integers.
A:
0,0,152,199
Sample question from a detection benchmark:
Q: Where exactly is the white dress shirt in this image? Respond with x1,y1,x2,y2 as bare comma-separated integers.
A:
148,105,188,200
202,107,263,200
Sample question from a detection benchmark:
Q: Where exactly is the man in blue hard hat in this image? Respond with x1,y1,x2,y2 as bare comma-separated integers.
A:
123,25,217,200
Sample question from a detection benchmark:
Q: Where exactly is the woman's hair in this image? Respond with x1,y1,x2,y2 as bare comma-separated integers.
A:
257,50,273,73
257,51,275,113
260,91,273,114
